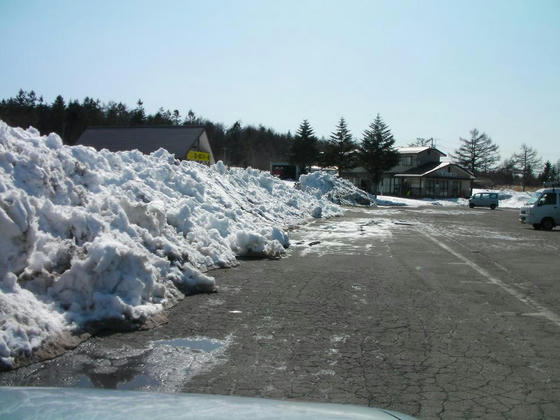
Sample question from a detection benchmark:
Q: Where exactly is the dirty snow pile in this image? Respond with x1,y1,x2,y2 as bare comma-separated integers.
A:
299,171,375,207
0,121,343,368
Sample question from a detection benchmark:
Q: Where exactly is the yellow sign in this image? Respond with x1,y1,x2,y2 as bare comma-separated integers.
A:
186,150,210,162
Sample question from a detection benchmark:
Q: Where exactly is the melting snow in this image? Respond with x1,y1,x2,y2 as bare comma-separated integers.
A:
0,121,353,368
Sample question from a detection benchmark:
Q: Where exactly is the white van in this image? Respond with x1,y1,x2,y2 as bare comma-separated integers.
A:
519,188,560,230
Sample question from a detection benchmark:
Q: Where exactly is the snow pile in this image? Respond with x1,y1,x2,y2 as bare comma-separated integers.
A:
0,121,342,368
374,195,468,207
299,171,375,206
473,188,534,208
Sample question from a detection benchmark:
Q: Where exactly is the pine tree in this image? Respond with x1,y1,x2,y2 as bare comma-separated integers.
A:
130,99,145,125
359,114,399,195
171,110,181,125
323,117,357,176
539,161,554,184
513,144,541,191
51,95,66,137
289,119,318,174
451,129,500,175
225,121,243,165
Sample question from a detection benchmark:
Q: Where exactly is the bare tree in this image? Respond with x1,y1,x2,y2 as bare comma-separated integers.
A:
450,129,500,175
408,137,434,147
513,143,541,191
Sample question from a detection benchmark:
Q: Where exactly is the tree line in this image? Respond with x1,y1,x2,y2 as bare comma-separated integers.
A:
0,90,292,170
1,89,556,190
289,115,398,194
448,129,557,191
287,118,557,192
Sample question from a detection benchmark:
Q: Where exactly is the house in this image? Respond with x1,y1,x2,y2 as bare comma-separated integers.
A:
76,126,215,164
342,146,475,198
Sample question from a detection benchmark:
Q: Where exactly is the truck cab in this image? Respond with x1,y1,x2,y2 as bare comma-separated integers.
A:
519,188,560,230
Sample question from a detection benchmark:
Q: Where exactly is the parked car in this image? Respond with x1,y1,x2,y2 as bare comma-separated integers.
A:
519,188,560,230
469,192,499,209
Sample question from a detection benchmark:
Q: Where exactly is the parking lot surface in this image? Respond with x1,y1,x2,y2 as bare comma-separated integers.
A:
2,206,559,419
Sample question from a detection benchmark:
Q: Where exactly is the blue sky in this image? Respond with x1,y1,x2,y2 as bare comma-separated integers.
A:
1,0,559,164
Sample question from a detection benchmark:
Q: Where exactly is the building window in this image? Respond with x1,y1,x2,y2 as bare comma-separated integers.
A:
400,156,413,167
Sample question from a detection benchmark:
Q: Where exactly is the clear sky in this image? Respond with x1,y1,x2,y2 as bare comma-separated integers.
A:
1,0,559,164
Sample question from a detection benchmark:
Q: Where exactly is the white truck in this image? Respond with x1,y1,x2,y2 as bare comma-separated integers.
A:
519,187,560,230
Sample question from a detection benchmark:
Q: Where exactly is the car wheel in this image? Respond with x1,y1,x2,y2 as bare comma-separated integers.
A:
541,218,554,231
469,203,474,208
533,224,541,230
490,204,496,210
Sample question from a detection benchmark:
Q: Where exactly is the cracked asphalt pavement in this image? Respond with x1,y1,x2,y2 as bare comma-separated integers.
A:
2,206,560,419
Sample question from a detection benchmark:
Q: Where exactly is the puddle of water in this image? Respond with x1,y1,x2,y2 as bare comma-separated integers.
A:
153,338,224,352
71,336,228,392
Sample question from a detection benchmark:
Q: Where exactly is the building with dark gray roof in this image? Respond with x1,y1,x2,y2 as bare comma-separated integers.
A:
76,126,215,164
342,146,475,198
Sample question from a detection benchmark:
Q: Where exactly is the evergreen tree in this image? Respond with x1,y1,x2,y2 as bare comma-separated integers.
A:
224,121,243,165
451,129,500,175
184,109,202,125
513,144,541,191
539,161,555,184
130,99,145,125
50,95,66,136
290,119,318,174
171,110,181,125
322,117,357,176
359,114,399,195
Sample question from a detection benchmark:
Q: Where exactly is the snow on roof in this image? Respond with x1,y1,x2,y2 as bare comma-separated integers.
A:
394,162,475,179
397,146,446,157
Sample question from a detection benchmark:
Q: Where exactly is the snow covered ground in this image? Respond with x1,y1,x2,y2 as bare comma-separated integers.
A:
374,195,468,207
474,188,534,209
374,188,533,209
0,122,354,368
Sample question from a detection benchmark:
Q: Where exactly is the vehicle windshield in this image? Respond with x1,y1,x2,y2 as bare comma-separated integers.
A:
527,193,542,205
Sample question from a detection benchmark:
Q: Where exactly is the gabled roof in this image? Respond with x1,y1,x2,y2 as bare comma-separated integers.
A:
76,126,206,158
397,146,446,157
394,161,475,179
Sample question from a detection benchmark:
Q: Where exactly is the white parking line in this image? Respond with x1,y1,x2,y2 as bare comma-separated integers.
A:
417,228,560,328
